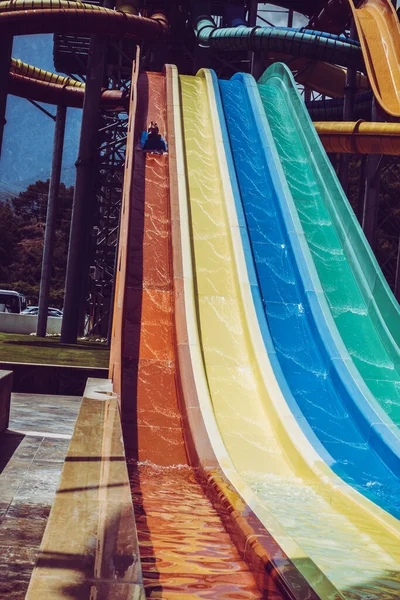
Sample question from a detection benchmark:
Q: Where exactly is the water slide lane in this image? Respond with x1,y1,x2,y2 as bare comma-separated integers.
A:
349,0,400,117
178,69,400,600
219,73,400,519
118,70,260,599
258,63,400,433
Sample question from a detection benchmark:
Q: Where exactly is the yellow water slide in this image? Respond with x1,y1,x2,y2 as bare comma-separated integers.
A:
172,66,400,599
349,0,400,116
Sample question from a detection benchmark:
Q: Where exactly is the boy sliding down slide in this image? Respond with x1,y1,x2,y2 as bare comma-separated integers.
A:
141,121,167,153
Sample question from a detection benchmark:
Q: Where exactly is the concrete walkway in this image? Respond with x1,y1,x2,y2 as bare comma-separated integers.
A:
0,393,81,599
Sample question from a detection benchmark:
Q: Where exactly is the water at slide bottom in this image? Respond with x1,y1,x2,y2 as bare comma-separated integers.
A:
128,462,263,599
178,73,400,600
245,471,400,598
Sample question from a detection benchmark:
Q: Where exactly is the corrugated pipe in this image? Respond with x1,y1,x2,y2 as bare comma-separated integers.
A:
315,120,400,155
193,13,363,71
0,2,168,38
9,71,127,110
11,58,84,88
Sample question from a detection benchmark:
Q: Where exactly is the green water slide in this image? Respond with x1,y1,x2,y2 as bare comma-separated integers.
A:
258,63,400,428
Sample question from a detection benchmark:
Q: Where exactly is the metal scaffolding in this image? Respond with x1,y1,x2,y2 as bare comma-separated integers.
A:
51,0,400,337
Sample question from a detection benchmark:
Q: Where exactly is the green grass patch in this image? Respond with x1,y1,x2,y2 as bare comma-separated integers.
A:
0,333,109,368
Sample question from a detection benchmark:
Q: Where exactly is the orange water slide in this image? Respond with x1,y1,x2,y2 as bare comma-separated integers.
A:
109,68,263,599
117,71,186,465
349,0,400,117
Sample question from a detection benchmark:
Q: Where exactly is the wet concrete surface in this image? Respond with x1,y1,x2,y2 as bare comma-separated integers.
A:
0,393,81,598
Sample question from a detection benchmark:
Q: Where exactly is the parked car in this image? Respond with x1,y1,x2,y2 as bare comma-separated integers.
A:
21,306,63,318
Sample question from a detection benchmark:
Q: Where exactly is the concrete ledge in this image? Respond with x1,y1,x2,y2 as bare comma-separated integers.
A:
0,370,12,432
0,312,61,335
26,378,145,600
0,361,108,396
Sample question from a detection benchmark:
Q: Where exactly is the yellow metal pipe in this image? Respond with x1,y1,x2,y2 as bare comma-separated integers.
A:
315,120,400,154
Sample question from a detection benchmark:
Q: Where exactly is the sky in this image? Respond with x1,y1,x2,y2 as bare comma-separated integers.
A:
0,5,307,199
0,34,82,198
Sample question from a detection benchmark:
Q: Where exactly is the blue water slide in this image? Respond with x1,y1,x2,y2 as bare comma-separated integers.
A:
214,72,400,519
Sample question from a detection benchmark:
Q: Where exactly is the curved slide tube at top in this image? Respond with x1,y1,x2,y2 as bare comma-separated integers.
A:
11,58,83,88
1,3,167,108
8,58,127,109
176,65,400,600
220,72,400,520
258,63,400,436
9,71,126,109
315,120,400,155
193,14,363,71
349,0,400,117
0,1,168,37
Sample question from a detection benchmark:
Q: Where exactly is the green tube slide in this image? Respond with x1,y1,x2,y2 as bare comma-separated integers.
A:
258,62,400,429
193,14,363,71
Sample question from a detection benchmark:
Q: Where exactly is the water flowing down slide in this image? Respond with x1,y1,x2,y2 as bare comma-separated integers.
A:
349,0,400,117
219,70,400,520
173,67,400,599
256,63,400,443
110,68,261,599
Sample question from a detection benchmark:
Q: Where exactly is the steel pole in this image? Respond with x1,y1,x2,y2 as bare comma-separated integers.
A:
61,34,108,343
37,105,67,337
0,36,13,158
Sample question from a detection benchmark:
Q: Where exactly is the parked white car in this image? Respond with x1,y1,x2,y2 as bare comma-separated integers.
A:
21,306,63,318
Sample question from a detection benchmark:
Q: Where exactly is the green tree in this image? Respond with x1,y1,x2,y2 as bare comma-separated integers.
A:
0,180,73,306
0,201,20,282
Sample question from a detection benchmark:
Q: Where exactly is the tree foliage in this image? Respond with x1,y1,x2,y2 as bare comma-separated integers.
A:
0,180,73,307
